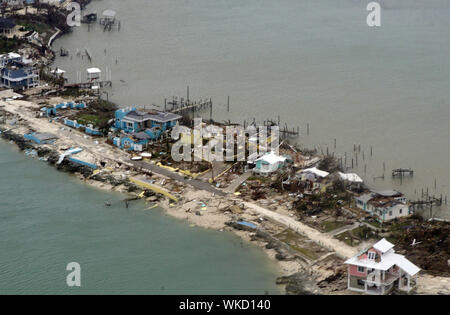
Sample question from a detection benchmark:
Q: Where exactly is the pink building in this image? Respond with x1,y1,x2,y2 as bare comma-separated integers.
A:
345,238,420,295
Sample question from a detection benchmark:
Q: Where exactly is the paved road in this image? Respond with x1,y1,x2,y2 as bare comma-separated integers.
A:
225,172,252,193
130,160,227,196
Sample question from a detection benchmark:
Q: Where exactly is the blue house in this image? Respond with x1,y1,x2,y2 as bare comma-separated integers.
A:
113,133,151,151
114,107,181,135
24,132,57,144
0,53,39,89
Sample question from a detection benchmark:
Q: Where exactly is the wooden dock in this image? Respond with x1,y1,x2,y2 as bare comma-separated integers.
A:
165,98,212,115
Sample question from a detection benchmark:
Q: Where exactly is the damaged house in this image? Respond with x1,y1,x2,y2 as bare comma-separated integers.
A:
0,52,39,89
297,167,329,192
355,190,411,222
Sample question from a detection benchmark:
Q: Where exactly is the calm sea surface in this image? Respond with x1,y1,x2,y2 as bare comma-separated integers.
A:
53,0,450,218
0,141,282,294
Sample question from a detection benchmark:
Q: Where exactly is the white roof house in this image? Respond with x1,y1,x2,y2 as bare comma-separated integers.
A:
51,68,66,75
87,68,101,82
300,167,329,178
338,172,363,183
102,10,117,19
345,238,420,295
256,151,286,164
254,151,287,174
86,67,101,74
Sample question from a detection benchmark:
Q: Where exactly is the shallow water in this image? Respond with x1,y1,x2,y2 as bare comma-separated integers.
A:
53,0,450,218
0,141,282,294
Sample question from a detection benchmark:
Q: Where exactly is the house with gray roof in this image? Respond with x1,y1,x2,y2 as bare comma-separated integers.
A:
114,107,181,134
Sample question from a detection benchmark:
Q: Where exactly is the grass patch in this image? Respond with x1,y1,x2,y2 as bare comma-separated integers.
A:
335,231,360,247
335,226,378,247
275,229,319,260
76,114,108,127
320,220,348,232
16,19,51,34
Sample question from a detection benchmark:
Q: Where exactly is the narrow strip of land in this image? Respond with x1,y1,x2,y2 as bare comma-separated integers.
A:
243,202,357,259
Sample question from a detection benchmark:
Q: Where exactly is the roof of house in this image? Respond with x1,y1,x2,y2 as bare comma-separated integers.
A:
338,172,363,183
355,193,373,204
255,151,286,164
300,167,329,178
51,68,66,74
373,238,394,253
102,9,117,18
373,190,403,197
132,131,152,140
1,52,21,60
33,132,57,141
345,238,420,276
86,67,101,74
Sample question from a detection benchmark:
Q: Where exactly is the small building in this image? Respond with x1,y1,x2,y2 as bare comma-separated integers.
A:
0,53,39,89
299,167,329,180
298,167,329,191
24,132,57,144
253,151,287,174
114,107,181,134
338,172,363,190
86,67,101,82
355,190,411,222
101,9,116,23
345,238,420,295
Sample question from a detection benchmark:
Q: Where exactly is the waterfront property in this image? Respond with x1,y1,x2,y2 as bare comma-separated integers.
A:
0,52,39,89
355,190,411,222
345,238,420,295
86,67,101,82
114,107,181,135
338,172,364,190
297,167,330,191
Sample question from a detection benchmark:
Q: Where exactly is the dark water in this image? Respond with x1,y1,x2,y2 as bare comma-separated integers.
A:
53,0,450,218
0,141,282,294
